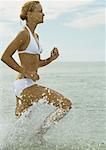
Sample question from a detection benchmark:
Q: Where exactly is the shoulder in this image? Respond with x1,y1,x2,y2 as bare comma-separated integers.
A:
15,28,29,45
10,27,29,50
15,28,27,42
18,28,29,40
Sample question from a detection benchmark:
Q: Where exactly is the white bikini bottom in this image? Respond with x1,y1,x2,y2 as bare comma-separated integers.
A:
13,78,36,98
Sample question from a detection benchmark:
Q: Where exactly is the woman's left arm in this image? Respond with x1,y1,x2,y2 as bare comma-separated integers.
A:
39,47,59,68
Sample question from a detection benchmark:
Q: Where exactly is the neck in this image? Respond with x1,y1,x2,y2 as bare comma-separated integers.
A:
26,22,38,35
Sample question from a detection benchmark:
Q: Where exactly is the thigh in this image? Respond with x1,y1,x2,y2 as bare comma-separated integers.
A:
20,84,71,107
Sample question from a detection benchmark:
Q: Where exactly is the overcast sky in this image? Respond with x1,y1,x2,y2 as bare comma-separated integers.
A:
0,0,105,62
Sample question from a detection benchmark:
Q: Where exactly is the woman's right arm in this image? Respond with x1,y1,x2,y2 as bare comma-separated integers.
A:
1,31,26,74
1,31,40,81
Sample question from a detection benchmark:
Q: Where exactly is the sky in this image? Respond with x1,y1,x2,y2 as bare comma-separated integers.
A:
0,0,105,62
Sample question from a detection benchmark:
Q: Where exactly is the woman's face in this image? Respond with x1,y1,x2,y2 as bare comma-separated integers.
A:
30,3,45,24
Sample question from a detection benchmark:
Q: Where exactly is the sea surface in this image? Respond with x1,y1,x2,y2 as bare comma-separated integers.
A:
0,62,106,150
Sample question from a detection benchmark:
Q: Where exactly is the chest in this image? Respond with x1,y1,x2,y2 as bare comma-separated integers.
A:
20,34,39,51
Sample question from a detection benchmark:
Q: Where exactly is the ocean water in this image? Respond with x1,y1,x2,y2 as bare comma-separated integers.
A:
0,62,106,150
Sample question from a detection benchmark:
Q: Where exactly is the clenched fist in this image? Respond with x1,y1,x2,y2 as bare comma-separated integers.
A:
23,70,40,81
50,47,59,61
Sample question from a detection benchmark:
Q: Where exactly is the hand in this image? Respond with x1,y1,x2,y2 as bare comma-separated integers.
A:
23,70,40,81
50,47,59,61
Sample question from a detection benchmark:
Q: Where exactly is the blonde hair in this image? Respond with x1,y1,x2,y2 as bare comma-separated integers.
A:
20,1,40,21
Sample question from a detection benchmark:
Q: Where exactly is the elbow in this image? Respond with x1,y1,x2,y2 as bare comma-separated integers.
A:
1,55,5,62
1,55,6,63
1,54,10,64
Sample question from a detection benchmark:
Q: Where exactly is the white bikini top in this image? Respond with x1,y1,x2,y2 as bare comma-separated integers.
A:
18,26,43,55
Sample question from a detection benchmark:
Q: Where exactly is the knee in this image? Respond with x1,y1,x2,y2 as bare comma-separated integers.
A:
61,98,72,110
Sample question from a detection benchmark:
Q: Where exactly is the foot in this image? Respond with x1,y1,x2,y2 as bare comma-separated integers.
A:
35,130,46,144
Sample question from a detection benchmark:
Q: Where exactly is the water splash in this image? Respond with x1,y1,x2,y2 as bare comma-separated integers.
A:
0,99,106,150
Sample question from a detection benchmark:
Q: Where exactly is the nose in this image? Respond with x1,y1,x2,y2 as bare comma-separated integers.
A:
43,13,45,17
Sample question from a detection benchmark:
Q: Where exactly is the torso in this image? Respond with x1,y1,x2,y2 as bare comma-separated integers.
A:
17,27,40,79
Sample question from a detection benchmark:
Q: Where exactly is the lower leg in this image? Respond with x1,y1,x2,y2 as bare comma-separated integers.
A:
36,99,72,135
37,108,69,134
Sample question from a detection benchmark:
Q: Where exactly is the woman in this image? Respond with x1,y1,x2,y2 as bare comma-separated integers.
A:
1,1,72,135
